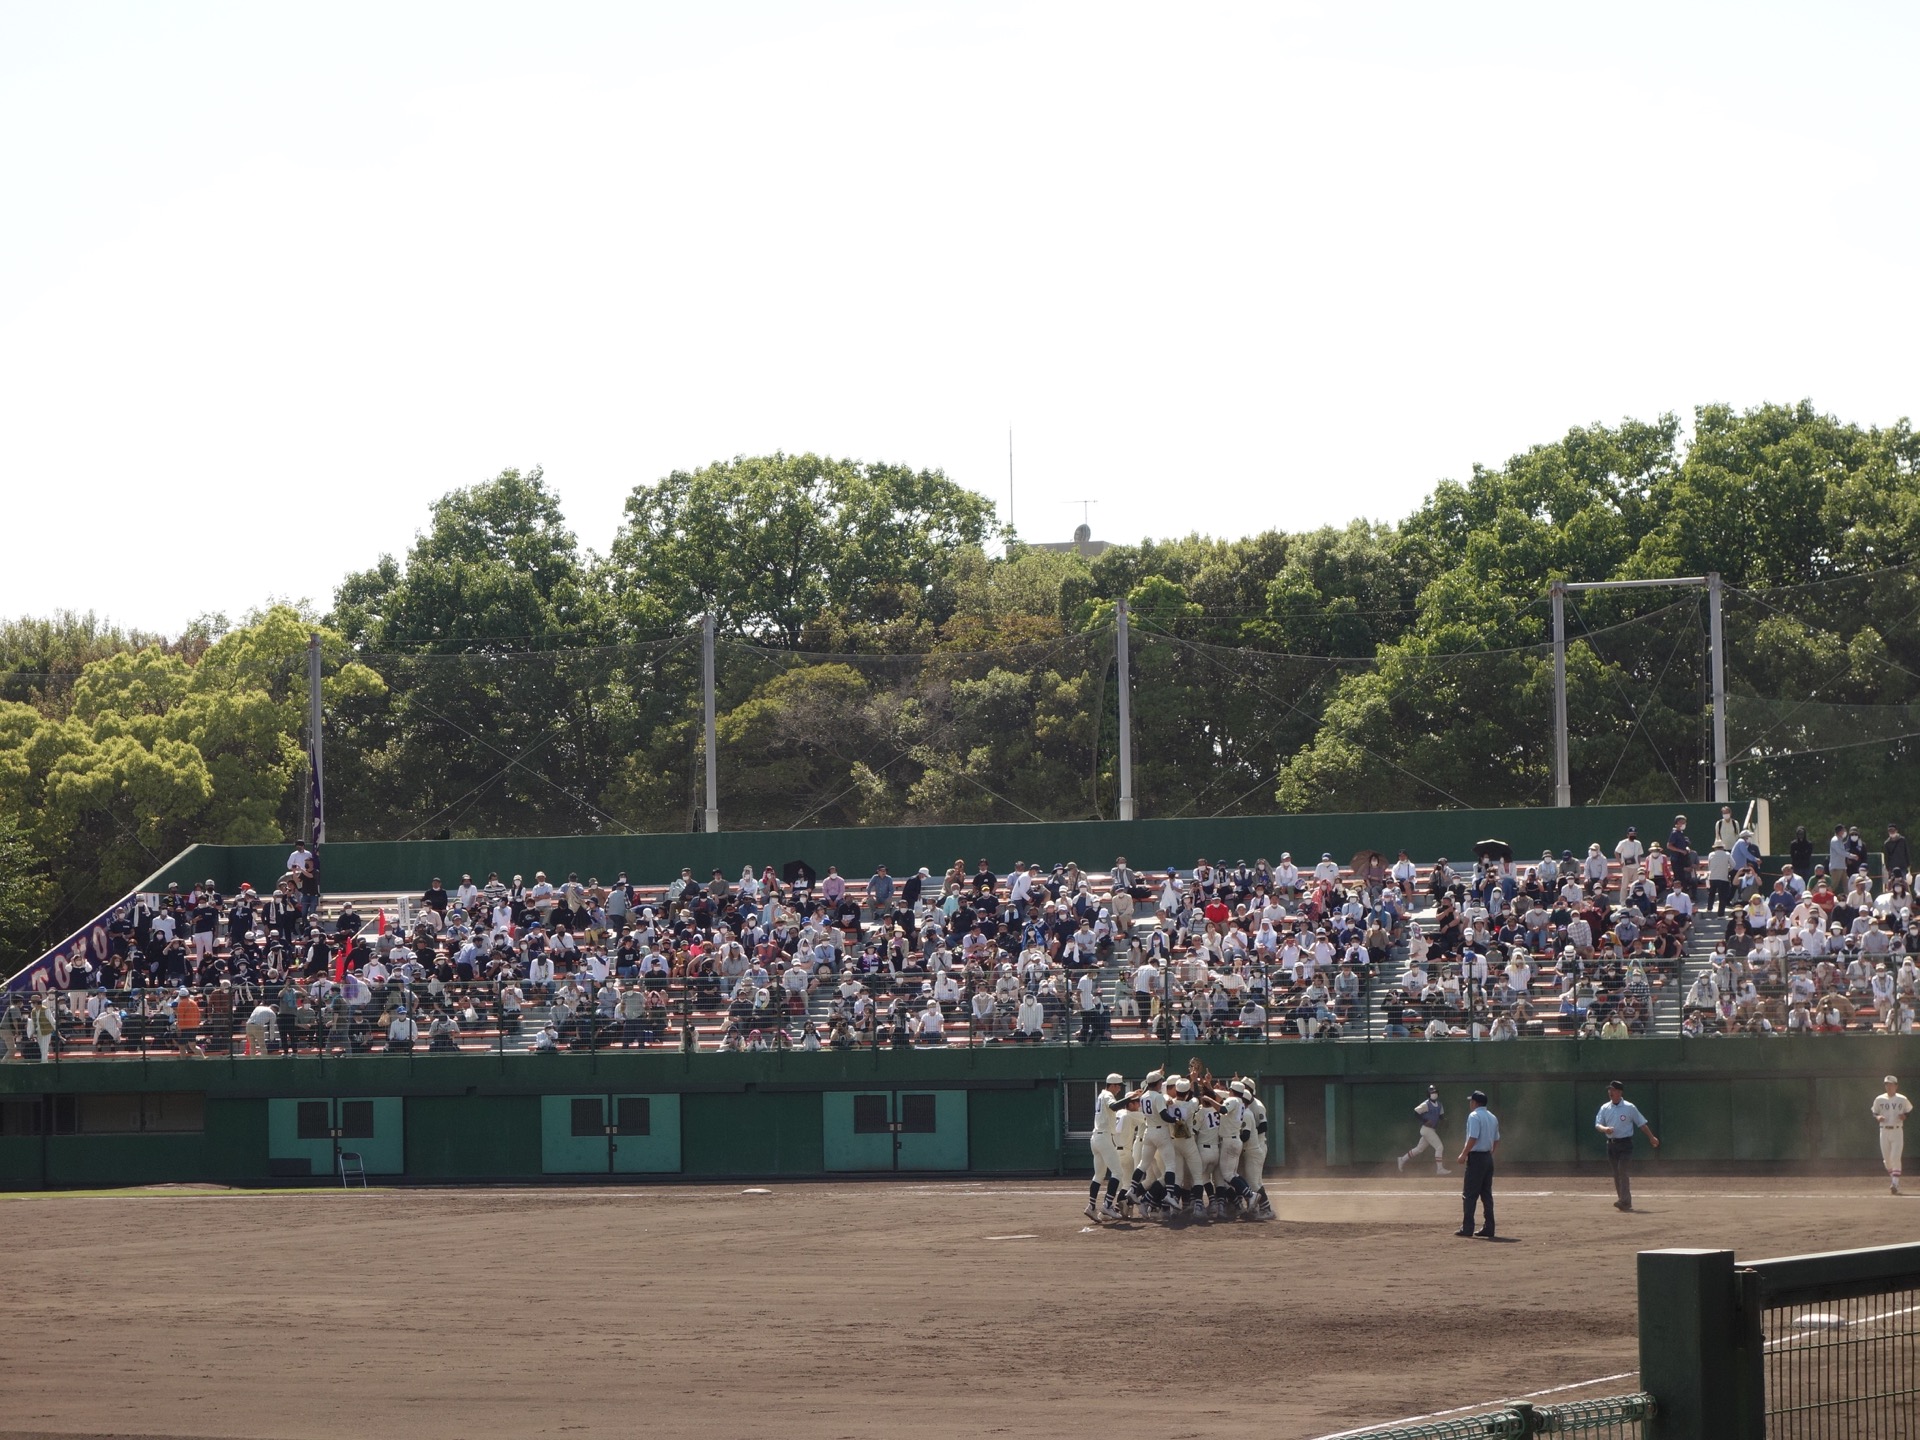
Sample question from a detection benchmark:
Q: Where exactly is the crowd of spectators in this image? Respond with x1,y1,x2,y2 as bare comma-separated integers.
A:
6,807,1919,1061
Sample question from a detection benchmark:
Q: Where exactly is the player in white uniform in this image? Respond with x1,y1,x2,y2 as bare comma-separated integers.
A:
1163,1077,1208,1218
1086,1073,1129,1220
1193,1088,1227,1218
1127,1070,1176,1218
1239,1082,1274,1219
1114,1084,1146,1218
1873,1074,1913,1194
1212,1083,1246,1216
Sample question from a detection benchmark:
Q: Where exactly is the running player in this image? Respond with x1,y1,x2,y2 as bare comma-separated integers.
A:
1397,1085,1450,1176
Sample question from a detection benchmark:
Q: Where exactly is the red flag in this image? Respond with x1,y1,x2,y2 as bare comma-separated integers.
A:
334,938,352,985
377,908,387,935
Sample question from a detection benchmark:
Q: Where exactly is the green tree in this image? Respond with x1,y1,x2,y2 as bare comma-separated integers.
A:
607,453,999,646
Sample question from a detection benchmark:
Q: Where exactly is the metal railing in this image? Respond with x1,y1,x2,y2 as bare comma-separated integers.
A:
1315,1392,1655,1440
1752,1243,1920,1438
1638,1242,1920,1438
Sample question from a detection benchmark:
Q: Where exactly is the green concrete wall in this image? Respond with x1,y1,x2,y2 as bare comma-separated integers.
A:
682,1090,824,1177
969,1087,1059,1174
3,1032,1915,1187
408,1095,541,1178
150,801,1736,894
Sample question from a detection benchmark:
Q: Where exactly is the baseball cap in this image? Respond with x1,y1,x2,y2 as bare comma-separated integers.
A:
1144,1069,1164,1084
1428,1085,1438,1094
1105,1072,1124,1085
1887,1075,1900,1085
1607,1079,1624,1090
1469,1090,1488,1104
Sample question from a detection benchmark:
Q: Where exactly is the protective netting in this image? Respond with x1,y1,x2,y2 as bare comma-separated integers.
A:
711,630,1115,828
333,636,701,840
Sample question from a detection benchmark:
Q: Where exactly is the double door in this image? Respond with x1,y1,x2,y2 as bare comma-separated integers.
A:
823,1089,967,1171
540,1093,682,1174
267,1097,405,1177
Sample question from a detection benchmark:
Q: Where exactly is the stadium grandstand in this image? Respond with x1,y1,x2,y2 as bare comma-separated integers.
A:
7,806,1916,1062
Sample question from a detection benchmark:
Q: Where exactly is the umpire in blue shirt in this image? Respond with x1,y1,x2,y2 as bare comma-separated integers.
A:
1595,1079,1659,1212
1456,1090,1499,1238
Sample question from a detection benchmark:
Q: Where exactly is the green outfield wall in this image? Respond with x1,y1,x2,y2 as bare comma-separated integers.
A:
0,1033,1907,1189
146,801,1744,893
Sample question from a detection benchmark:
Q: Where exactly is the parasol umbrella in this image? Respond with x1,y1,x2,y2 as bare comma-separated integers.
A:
1473,838,1513,863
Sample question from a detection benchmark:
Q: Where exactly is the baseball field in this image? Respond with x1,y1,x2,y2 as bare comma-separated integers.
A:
0,1174,1909,1440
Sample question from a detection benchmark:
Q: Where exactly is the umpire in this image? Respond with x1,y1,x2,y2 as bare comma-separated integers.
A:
1455,1090,1499,1239
1595,1079,1659,1212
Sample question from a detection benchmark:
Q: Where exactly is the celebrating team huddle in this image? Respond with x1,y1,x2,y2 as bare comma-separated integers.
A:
1086,1064,1274,1222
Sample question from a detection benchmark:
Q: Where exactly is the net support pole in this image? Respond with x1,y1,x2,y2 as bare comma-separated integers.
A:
701,611,720,834
1551,581,1571,807
1116,598,1135,821
306,631,324,848
1707,571,1729,803
1637,1248,1758,1440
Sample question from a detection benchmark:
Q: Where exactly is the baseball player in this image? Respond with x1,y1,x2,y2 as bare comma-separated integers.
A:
1162,1077,1208,1218
1212,1082,1247,1215
1127,1070,1176,1218
1209,1080,1263,1217
1397,1085,1450,1176
1874,1075,1913,1195
1113,1081,1146,1218
1086,1073,1129,1221
1193,1086,1227,1218
1239,1081,1274,1219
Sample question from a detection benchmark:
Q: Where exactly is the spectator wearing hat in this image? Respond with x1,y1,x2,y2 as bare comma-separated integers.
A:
1614,827,1644,903
386,1005,417,1053
1667,814,1696,896
1707,839,1735,915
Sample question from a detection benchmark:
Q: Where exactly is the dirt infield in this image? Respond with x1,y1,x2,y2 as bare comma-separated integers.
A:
1,1174,1913,1440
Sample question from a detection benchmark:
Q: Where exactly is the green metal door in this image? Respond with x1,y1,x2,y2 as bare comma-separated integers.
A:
822,1091,902,1171
542,1095,613,1174
823,1091,966,1171
267,1098,404,1177
542,1094,684,1174
893,1090,967,1171
610,1094,682,1174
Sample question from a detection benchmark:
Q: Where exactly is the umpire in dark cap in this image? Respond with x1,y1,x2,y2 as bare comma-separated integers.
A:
1456,1089,1500,1238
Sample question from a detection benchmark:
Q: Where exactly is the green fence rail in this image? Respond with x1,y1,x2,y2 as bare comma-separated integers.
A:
1316,1392,1655,1440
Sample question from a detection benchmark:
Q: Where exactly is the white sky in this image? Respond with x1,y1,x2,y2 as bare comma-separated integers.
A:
2,1,1916,633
